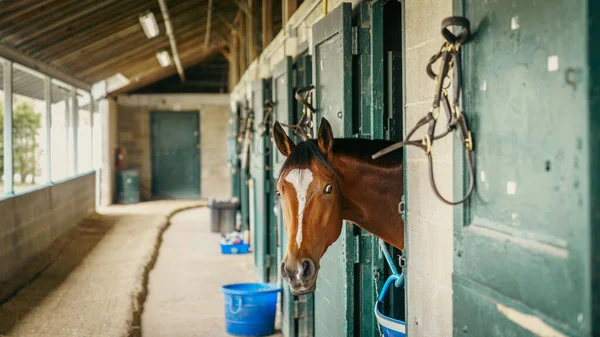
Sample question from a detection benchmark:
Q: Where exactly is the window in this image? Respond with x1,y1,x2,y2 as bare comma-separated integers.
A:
12,65,47,193
92,100,102,169
77,91,92,172
50,81,71,181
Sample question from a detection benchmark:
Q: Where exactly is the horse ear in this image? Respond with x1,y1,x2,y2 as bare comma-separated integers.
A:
273,121,296,157
317,117,334,155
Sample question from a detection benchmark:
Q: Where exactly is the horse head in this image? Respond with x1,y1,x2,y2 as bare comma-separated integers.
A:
272,117,343,295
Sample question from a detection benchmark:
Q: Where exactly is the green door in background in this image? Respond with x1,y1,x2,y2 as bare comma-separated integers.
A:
150,111,200,199
454,1,599,336
311,3,355,337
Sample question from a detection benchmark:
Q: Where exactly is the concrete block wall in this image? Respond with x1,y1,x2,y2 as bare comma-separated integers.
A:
0,173,96,282
115,94,231,200
404,0,454,336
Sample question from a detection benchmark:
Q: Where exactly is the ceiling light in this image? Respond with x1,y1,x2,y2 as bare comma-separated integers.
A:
139,11,159,39
105,73,130,93
156,49,171,67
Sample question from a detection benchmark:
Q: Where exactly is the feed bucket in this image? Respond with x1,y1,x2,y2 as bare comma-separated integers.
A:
220,283,281,336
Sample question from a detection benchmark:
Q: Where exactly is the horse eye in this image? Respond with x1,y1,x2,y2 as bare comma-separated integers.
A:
324,184,333,194
276,189,281,196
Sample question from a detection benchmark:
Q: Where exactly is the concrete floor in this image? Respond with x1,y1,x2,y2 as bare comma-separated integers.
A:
0,200,205,337
142,208,283,337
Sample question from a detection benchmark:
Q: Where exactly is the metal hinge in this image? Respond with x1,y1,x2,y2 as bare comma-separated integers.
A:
352,26,359,55
399,194,406,221
293,300,301,319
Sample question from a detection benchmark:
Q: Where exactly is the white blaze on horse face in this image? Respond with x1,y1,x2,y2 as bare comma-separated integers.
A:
284,168,314,249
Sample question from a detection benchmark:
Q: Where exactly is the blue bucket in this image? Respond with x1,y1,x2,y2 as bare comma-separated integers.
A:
220,283,281,336
375,274,406,337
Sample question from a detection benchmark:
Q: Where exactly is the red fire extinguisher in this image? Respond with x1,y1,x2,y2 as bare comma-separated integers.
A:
115,147,125,170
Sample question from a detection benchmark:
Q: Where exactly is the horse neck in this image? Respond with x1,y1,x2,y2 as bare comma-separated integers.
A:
332,153,404,249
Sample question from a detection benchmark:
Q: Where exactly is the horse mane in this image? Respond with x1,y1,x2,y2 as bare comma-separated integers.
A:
278,138,402,182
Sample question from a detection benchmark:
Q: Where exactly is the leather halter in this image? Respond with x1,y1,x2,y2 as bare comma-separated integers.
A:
372,16,475,206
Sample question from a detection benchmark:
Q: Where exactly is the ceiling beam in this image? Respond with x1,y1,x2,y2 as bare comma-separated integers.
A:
109,42,225,95
204,0,214,48
232,0,251,16
218,14,239,35
158,0,186,82
0,43,91,90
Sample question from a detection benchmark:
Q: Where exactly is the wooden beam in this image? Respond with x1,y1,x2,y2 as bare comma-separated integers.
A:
247,0,256,61
283,0,298,22
2,0,123,46
229,32,239,92
218,14,239,35
76,24,205,80
262,0,273,47
158,0,186,82
216,31,232,46
231,0,251,16
239,12,247,74
0,43,91,90
204,0,214,48
108,43,225,95
220,48,231,62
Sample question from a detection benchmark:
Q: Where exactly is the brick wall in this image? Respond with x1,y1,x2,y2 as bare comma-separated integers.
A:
0,173,96,282
404,0,454,335
115,94,231,200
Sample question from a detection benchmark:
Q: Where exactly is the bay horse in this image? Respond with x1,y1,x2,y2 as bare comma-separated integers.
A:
273,117,403,295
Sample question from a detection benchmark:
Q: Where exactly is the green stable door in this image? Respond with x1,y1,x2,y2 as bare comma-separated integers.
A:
150,111,200,199
454,1,600,336
250,79,277,284
311,3,356,336
273,55,316,337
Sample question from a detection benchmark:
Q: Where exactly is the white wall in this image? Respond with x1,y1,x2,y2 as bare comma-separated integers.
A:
405,0,455,336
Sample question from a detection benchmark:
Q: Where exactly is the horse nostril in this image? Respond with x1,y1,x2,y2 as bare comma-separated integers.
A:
280,261,287,278
302,260,314,278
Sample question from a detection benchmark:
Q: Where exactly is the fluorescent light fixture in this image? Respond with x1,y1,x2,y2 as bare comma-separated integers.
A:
139,11,159,39
156,49,171,67
105,73,130,93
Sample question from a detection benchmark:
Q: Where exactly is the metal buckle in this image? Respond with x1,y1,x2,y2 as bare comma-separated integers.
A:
422,134,432,155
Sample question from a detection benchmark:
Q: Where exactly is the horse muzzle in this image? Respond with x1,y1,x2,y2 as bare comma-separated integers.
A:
280,258,318,294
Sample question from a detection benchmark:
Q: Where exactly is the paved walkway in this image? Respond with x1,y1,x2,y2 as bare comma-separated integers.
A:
142,208,283,337
0,201,204,337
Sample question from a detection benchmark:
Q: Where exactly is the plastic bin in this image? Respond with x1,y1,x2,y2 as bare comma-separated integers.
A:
221,242,250,254
115,169,140,204
220,283,281,336
208,198,240,233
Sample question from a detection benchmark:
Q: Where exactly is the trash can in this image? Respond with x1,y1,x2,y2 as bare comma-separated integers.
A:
115,169,140,204
208,198,240,233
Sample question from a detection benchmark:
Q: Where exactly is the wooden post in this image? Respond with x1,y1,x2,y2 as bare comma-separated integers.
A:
247,0,256,62
239,13,247,75
262,0,273,47
285,0,298,21
230,32,240,91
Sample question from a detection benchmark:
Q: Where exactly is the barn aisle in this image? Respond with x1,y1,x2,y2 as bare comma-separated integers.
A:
141,208,283,337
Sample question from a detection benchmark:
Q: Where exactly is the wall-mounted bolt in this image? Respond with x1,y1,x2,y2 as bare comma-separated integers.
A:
463,325,468,333
337,111,342,118
578,313,584,324
457,250,463,257
414,317,419,326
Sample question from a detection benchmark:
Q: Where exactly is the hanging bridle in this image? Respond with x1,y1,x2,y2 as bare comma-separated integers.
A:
280,85,316,141
372,16,475,206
